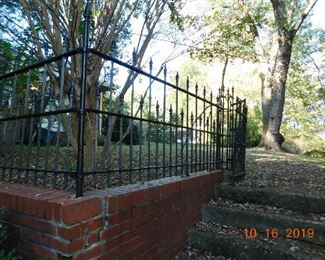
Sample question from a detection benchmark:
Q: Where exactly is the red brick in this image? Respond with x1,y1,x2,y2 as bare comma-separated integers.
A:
100,225,120,241
142,244,159,259
20,239,57,260
61,197,102,225
122,191,141,209
74,243,104,260
84,216,104,232
87,232,100,244
50,237,86,254
109,209,132,225
57,224,82,241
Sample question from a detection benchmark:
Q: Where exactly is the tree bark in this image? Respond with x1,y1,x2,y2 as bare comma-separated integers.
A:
260,31,293,150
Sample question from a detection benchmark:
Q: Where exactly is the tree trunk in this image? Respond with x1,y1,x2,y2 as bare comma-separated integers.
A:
260,32,293,150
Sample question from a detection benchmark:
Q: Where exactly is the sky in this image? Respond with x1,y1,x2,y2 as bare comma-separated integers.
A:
119,0,325,106
129,0,325,78
311,0,325,28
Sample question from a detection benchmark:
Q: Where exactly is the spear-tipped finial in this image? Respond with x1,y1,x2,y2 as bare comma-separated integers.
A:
14,55,20,68
44,42,49,57
69,84,75,98
149,58,153,72
140,95,144,108
63,34,69,51
111,40,116,56
132,48,136,65
176,72,179,86
31,92,37,103
156,101,160,116
30,47,35,57
49,88,55,99
83,1,91,18
96,84,100,96
186,77,189,90
163,64,167,78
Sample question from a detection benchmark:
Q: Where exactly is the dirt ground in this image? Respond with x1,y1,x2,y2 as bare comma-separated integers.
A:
173,148,325,259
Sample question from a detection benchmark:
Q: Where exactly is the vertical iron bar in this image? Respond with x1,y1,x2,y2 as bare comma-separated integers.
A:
213,120,216,170
217,95,221,168
118,95,124,186
93,84,100,187
175,72,179,175
169,105,173,176
209,91,213,171
180,109,184,176
163,65,167,178
206,117,209,171
18,66,32,181
199,116,202,171
230,87,235,170
226,88,230,169
147,59,153,180
25,93,36,183
64,84,74,189
190,112,194,173
54,36,67,188
8,57,20,182
202,87,206,171
139,96,144,182
195,83,198,172
221,88,225,168
44,88,54,186
155,101,159,179
186,78,189,176
76,2,91,197
34,45,48,185
107,43,115,188
129,49,136,183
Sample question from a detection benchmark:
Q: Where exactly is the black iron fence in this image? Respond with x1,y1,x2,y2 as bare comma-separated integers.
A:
0,8,247,197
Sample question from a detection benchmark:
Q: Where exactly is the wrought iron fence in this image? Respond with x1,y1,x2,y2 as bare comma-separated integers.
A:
0,7,247,197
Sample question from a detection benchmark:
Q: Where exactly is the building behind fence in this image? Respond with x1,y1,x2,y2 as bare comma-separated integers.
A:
0,8,247,197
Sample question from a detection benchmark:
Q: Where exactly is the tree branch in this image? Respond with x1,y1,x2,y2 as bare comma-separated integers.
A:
292,0,318,34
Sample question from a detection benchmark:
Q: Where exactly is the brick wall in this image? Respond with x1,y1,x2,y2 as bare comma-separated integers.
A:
0,171,223,259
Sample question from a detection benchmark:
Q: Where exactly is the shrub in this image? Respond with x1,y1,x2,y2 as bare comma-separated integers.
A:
0,208,19,260
246,105,262,147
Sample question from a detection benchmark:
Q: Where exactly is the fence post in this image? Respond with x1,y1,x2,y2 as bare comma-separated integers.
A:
76,1,91,197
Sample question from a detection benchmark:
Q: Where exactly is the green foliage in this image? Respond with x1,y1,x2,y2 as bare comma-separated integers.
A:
190,0,263,62
246,105,262,147
0,208,19,260
282,26,325,145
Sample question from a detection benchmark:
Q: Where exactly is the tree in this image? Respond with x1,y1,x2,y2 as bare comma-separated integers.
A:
0,0,183,170
191,0,319,150
260,0,318,150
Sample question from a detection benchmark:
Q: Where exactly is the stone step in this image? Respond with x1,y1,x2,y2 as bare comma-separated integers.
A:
215,184,325,214
189,222,325,260
202,201,325,246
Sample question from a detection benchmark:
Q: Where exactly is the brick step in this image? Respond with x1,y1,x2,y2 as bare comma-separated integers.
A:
202,201,325,246
215,184,325,214
189,222,325,260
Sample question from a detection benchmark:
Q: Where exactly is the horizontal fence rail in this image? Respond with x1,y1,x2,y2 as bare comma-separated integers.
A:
0,8,247,197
